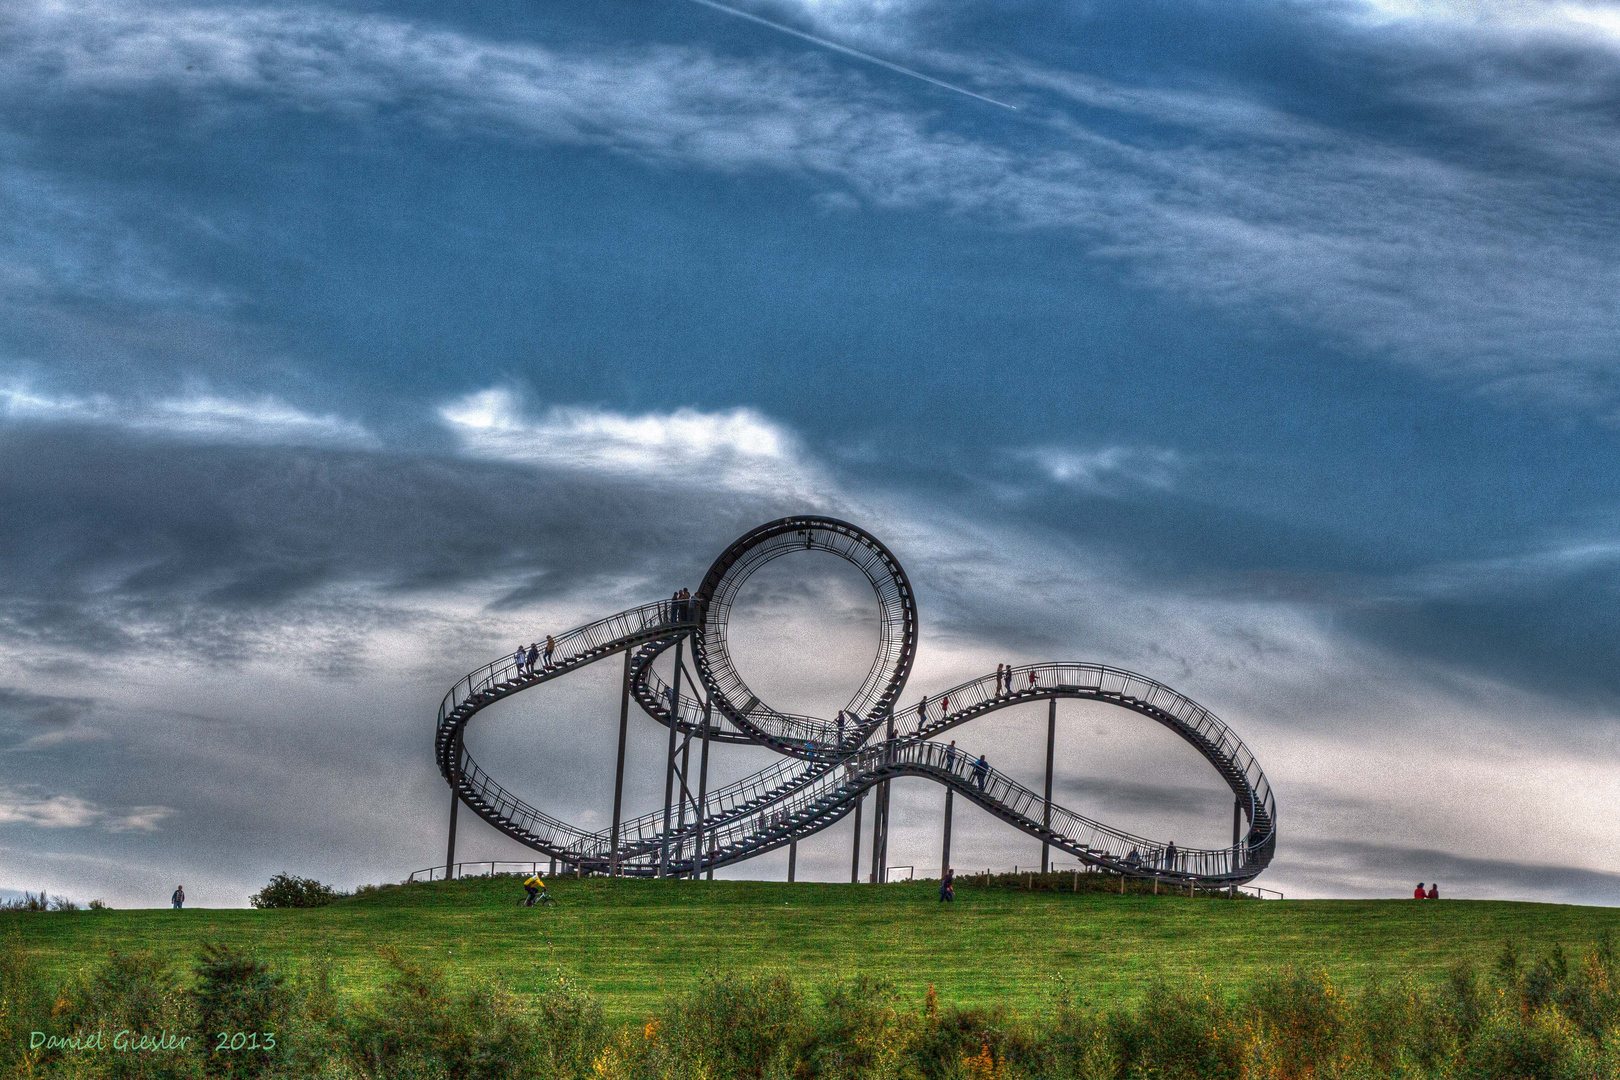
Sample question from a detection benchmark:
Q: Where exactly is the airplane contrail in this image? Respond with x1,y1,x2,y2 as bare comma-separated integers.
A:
682,0,1017,111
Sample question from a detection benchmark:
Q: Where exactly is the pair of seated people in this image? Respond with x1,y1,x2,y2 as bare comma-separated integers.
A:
1413,882,1439,899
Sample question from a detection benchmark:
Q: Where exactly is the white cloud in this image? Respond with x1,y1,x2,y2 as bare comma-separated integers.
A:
0,785,173,831
440,387,829,500
6,0,1620,410
0,383,378,447
1022,445,1184,495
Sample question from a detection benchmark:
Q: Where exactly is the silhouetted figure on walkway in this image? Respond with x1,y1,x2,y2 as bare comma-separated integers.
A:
1028,671,1038,689
543,635,556,669
972,755,988,790
945,740,958,772
525,643,538,674
918,694,928,724
1165,841,1178,870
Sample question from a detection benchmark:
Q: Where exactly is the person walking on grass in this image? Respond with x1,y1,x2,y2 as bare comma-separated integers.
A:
171,886,184,910
939,867,955,903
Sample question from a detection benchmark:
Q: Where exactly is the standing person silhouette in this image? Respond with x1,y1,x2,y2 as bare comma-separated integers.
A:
543,635,556,669
171,886,185,910
939,867,955,903
972,755,988,790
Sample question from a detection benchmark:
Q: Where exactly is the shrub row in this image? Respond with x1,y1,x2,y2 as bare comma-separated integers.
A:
6,935,1620,1079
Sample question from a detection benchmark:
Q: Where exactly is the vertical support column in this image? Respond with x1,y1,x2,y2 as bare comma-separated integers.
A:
850,790,863,883
692,695,713,880
1041,697,1056,874
444,777,459,878
676,735,692,831
609,649,633,877
1232,797,1244,878
444,726,462,878
788,838,797,882
658,639,685,878
868,784,883,883
880,713,896,882
940,787,953,878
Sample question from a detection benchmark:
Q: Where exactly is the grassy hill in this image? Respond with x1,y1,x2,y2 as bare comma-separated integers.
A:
7,875,1619,1021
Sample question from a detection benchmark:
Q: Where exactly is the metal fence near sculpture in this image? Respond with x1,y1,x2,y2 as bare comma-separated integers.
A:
433,516,1276,885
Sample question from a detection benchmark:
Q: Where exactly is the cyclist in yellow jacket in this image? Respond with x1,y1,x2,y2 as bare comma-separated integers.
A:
523,874,553,906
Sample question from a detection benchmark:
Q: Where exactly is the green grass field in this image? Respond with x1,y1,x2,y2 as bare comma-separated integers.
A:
7,876,1619,1021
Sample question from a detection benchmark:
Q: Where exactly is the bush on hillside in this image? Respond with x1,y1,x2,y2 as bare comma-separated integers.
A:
249,873,341,909
191,942,290,1077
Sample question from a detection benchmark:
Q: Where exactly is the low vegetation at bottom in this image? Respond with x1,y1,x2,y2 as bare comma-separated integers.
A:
6,934,1620,1079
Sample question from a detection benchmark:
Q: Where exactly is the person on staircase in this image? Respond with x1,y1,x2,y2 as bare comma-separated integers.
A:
971,755,988,790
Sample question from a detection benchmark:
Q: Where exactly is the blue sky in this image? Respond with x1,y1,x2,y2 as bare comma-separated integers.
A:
3,0,1620,907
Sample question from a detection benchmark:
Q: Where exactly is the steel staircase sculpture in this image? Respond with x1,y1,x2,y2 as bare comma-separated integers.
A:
434,516,1276,884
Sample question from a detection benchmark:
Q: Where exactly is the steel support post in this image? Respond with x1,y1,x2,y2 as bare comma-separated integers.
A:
658,639,685,878
940,787,953,877
1041,697,1056,874
850,790,863,883
788,838,797,882
877,782,891,883
869,783,883,883
692,695,713,880
1233,798,1243,845
444,773,459,877
677,734,692,831
877,713,896,882
609,649,632,876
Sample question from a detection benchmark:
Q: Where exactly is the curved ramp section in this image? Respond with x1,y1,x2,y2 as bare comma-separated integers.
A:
433,517,1277,884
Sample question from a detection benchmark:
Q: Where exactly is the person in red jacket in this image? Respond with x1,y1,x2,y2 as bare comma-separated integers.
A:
1413,882,1426,899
